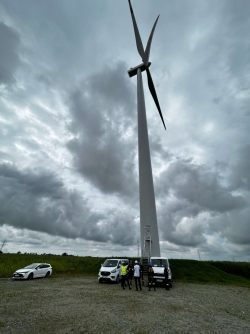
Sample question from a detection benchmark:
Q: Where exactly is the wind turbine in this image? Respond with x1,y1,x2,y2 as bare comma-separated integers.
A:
127,0,166,258
0,240,6,253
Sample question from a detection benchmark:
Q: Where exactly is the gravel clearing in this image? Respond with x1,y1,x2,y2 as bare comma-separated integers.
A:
0,276,250,334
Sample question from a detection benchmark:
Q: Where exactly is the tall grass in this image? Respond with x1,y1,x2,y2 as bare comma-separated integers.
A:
208,261,250,279
169,259,250,287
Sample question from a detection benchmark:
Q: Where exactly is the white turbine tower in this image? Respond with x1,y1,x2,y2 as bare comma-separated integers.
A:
127,1,166,259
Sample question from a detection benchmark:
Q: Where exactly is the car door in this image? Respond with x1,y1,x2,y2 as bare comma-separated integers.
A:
35,265,46,277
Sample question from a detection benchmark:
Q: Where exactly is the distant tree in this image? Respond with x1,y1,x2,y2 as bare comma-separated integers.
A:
62,252,68,256
17,251,21,254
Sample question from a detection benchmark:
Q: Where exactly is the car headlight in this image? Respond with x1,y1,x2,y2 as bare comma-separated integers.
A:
111,269,116,273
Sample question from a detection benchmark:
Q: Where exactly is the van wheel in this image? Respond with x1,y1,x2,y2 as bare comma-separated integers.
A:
116,276,120,284
99,279,103,284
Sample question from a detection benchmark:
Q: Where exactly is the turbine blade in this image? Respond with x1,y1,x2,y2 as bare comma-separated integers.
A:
143,15,160,66
146,67,166,130
128,0,145,60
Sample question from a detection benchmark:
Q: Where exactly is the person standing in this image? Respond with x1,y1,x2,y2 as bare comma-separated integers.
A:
133,260,142,291
121,261,131,290
164,263,170,290
139,262,144,286
127,260,134,286
148,265,155,291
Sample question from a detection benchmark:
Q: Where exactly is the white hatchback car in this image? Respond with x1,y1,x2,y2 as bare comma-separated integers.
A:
13,263,53,280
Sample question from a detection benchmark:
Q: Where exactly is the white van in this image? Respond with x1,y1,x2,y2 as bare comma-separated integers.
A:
98,258,129,283
150,256,172,287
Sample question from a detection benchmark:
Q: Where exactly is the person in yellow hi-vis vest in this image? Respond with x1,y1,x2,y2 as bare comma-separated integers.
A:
121,262,131,290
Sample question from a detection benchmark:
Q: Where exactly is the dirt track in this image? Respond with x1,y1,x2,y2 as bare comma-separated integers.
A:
0,276,250,334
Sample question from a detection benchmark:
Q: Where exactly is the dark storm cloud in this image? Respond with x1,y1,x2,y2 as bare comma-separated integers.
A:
0,163,138,247
229,144,250,191
0,163,63,199
67,61,138,198
168,161,246,212
155,157,248,247
157,159,246,213
0,21,20,85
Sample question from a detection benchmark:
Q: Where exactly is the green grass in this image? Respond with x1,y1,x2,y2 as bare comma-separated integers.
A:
0,254,250,287
207,260,250,279
169,259,250,287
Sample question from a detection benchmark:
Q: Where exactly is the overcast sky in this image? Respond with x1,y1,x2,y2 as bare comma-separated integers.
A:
0,0,249,261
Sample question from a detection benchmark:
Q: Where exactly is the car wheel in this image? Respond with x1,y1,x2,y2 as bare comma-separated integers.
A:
27,273,33,280
45,271,50,277
116,275,120,284
99,279,103,283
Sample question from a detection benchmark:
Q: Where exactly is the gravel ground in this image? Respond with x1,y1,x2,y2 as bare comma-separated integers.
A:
0,276,250,334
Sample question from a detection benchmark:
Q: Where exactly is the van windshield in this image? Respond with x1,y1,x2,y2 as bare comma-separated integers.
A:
103,260,118,267
151,259,169,267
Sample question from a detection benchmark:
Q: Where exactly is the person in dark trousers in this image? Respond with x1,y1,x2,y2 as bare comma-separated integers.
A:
164,263,170,290
121,262,131,290
127,260,134,286
139,262,144,286
148,265,155,291
133,260,142,291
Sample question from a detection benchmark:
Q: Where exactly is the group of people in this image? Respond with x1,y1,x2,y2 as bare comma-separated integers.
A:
121,260,169,291
121,260,142,290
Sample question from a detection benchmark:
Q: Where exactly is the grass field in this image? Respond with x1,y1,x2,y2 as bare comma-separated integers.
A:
0,253,250,287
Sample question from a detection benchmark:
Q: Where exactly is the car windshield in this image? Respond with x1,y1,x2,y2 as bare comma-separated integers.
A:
103,260,118,267
151,259,169,267
24,263,40,269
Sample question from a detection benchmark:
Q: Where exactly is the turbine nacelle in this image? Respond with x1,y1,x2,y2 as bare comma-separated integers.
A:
128,62,151,78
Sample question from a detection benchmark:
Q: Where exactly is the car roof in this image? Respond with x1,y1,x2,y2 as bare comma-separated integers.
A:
26,263,50,266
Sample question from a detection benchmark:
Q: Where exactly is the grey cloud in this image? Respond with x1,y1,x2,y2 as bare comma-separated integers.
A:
0,163,138,247
158,160,246,212
0,21,20,85
0,163,102,238
207,208,250,246
155,157,248,247
0,163,63,199
158,197,206,247
67,62,138,198
229,145,250,191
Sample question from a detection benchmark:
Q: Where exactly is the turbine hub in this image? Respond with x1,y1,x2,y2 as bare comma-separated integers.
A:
127,62,151,78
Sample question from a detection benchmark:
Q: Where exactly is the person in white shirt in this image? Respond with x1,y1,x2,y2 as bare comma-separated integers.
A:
133,260,142,291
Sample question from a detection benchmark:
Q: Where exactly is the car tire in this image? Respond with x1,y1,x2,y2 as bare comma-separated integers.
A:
99,279,103,283
45,271,50,277
27,273,33,280
116,275,120,284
